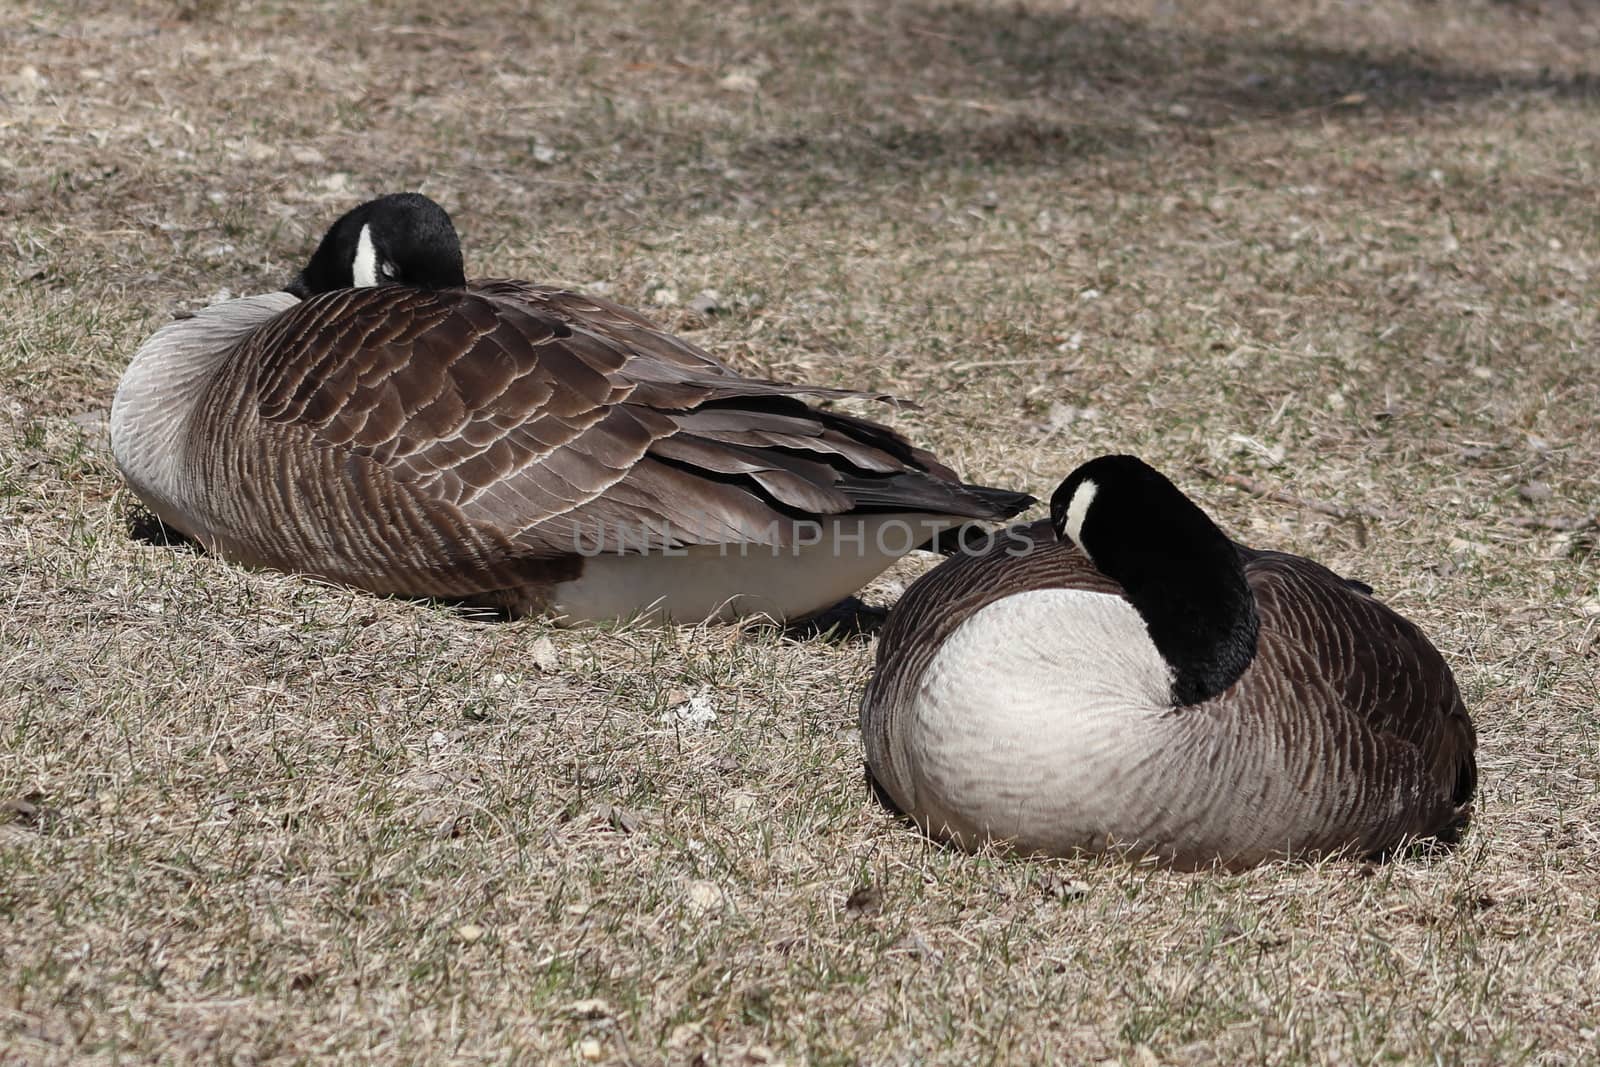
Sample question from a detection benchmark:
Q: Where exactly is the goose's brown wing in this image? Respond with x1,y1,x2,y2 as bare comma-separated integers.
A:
1243,550,1477,809
248,285,1032,560
471,279,757,382
473,280,973,476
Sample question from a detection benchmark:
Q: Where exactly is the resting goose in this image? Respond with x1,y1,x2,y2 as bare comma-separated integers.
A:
110,193,1033,623
859,454,1477,868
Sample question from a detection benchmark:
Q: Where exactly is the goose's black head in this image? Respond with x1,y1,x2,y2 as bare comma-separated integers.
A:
286,193,466,298
1050,454,1259,706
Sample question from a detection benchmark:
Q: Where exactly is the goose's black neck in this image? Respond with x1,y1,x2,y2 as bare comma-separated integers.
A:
1051,455,1259,706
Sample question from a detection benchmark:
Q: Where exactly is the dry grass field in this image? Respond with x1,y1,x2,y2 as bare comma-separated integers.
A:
3,0,1598,1062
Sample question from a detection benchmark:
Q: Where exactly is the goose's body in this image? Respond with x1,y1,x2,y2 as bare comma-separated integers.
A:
860,459,1476,868
111,195,1032,623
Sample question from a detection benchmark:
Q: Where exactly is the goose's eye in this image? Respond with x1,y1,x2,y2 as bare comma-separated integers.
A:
378,260,398,282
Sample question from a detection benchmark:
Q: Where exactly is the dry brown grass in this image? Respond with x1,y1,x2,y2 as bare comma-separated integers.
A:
3,0,1599,1062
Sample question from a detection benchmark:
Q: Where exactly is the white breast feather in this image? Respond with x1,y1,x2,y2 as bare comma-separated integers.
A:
903,588,1175,851
110,292,297,531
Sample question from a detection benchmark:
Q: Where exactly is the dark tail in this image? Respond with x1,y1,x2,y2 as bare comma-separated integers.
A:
956,482,1036,521
834,473,1036,522
917,483,1035,554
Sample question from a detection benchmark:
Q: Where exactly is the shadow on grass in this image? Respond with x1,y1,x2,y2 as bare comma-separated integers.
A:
897,3,1596,118
512,2,1597,210
126,507,201,553
125,508,896,637
783,595,889,643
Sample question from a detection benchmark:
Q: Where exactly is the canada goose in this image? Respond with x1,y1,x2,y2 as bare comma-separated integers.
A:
110,193,1033,623
860,454,1476,868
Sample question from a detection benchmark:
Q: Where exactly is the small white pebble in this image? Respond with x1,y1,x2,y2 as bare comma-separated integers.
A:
667,1023,704,1049
529,636,560,673
688,289,723,316
684,880,726,917
565,998,613,1019
661,686,718,730
719,70,760,93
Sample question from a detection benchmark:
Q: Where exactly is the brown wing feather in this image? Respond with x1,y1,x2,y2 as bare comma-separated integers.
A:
1241,551,1478,807
471,279,740,379
243,284,1030,579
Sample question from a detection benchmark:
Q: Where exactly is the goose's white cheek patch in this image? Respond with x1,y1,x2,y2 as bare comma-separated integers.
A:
351,223,379,288
1062,478,1097,552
